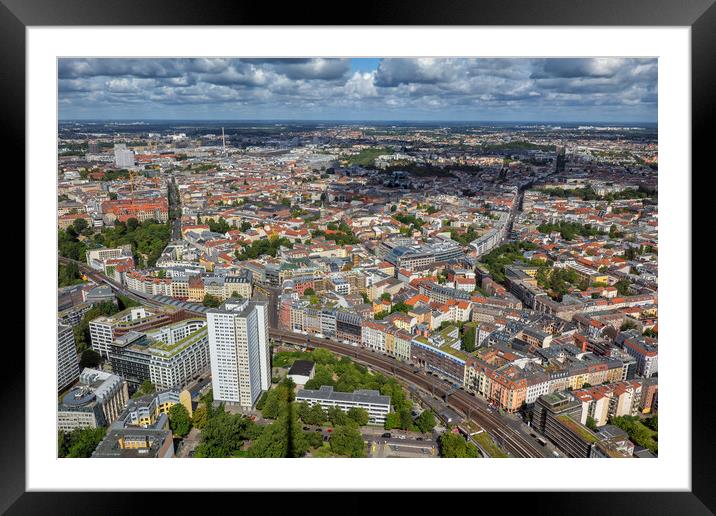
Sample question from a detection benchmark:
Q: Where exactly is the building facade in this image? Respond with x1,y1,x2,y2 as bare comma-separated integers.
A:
207,300,271,408
58,323,80,391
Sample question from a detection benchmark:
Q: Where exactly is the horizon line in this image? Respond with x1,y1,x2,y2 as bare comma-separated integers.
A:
59,118,658,125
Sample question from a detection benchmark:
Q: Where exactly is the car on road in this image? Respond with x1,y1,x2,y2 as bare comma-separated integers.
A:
397,435,406,440
326,428,333,433
416,437,423,441
303,426,311,431
382,433,391,438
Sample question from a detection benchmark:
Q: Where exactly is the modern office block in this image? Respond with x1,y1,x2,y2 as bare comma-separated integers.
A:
58,322,80,391
296,385,391,425
207,300,270,408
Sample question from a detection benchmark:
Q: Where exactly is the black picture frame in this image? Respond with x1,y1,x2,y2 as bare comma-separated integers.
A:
5,0,711,513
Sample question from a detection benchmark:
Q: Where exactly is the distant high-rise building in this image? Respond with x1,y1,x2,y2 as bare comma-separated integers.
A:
555,146,566,174
58,323,80,391
207,299,270,407
114,143,135,168
88,141,100,154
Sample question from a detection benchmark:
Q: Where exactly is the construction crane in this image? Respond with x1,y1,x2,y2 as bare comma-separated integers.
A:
128,169,139,208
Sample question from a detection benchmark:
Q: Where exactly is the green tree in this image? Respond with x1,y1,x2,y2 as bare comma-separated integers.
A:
79,349,101,369
306,431,323,449
329,425,366,457
615,279,631,296
195,413,256,457
202,294,222,308
327,406,350,426
261,393,281,419
384,412,400,430
168,403,193,438
58,261,85,288
72,218,89,233
586,416,598,431
439,431,478,458
248,419,288,458
303,287,315,297
416,411,436,433
461,324,477,352
312,348,335,365
620,319,638,331
347,407,369,427
192,405,209,429
61,427,106,458
308,404,327,426
132,380,156,399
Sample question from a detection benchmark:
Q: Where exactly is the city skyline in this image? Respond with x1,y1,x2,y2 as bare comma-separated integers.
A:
59,58,658,123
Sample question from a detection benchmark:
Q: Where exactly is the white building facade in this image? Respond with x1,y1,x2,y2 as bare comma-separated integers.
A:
58,322,80,391
207,300,270,408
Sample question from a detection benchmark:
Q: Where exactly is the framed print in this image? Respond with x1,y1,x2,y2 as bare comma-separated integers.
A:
5,0,713,513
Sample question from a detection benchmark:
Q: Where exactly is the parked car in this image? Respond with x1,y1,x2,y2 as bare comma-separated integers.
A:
382,432,391,438
398,435,406,440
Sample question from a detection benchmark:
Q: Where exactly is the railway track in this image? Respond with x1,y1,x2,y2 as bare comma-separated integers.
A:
59,255,547,457
270,328,548,458
58,255,191,312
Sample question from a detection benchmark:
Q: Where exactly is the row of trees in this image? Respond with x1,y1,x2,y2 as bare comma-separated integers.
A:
295,402,369,428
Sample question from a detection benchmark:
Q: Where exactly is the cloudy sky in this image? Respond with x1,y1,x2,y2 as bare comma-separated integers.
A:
58,57,657,123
